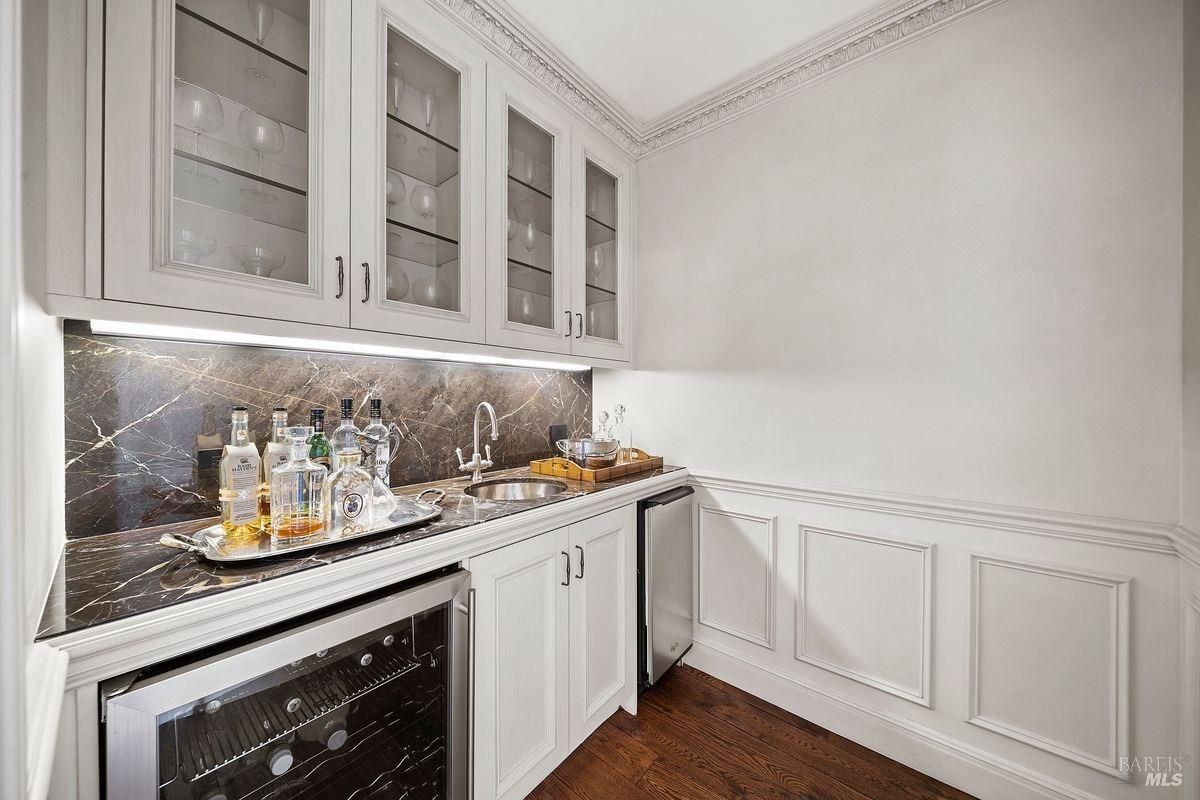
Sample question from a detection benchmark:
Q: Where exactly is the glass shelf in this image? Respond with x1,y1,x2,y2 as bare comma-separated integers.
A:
585,214,615,246
177,5,307,76
386,114,460,187
173,152,306,234
386,219,459,268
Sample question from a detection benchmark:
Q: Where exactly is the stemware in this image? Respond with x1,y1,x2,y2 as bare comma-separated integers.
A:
237,109,285,204
409,185,437,223
586,244,606,280
388,72,406,117
174,83,224,185
386,170,407,217
173,228,218,264
229,245,286,278
411,277,436,308
520,221,538,255
515,292,536,325
587,304,601,338
387,265,409,300
244,1,277,86
417,83,436,155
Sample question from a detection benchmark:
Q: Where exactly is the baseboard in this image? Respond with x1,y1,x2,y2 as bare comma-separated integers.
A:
683,636,1110,800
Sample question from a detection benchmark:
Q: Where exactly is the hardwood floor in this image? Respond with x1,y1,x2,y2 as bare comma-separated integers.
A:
530,665,978,800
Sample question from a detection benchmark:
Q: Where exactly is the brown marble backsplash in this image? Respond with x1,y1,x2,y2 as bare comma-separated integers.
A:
63,320,591,539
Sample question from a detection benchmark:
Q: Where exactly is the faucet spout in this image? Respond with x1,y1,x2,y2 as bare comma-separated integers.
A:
459,401,500,483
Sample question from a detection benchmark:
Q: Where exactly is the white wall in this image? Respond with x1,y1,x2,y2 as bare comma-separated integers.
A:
597,0,1183,524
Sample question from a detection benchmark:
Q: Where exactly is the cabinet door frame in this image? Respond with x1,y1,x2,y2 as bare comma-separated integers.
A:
348,0,487,341
570,127,635,362
484,64,574,354
568,505,636,748
104,0,351,327
470,527,571,800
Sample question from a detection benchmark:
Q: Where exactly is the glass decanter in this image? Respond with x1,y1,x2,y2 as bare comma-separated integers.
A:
270,426,328,544
323,449,375,537
612,404,635,463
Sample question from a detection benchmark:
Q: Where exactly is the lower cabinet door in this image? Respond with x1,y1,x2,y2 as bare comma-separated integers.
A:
567,505,636,748
470,527,571,800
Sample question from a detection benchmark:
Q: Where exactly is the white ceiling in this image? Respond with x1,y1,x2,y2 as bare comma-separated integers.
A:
507,0,888,125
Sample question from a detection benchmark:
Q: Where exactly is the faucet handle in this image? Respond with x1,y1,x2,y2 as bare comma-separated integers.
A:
483,444,493,467
456,447,468,471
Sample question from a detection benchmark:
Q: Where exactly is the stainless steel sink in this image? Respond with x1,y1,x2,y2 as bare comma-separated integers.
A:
464,477,570,502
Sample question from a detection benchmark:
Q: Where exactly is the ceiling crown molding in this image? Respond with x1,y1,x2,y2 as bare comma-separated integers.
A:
431,0,1003,159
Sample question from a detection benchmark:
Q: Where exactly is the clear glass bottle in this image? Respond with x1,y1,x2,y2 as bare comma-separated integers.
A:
362,398,392,487
612,404,635,463
260,407,289,525
323,449,375,537
219,407,262,540
307,408,331,468
330,398,360,472
270,426,327,544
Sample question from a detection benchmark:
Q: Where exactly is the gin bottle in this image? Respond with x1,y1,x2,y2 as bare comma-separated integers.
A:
362,398,395,487
307,409,331,468
260,407,289,525
219,407,262,540
323,449,375,537
330,398,361,472
270,426,328,543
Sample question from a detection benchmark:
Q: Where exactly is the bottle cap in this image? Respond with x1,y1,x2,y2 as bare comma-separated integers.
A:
273,406,286,412
232,406,247,412
310,408,324,419
341,398,354,417
370,398,382,413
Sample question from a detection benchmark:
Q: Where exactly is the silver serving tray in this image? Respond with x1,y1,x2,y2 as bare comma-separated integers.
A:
159,488,446,563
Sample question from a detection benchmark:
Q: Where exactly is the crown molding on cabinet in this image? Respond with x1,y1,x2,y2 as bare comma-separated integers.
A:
431,0,1006,159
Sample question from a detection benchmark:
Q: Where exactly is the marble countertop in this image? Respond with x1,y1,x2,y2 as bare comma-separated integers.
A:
38,465,684,641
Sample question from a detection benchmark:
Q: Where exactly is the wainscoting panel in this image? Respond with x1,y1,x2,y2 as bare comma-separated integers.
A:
968,555,1130,778
697,505,777,648
796,526,933,706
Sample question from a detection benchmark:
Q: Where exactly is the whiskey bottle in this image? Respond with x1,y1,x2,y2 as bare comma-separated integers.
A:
323,448,375,537
330,398,360,472
219,407,262,540
260,407,289,526
270,426,327,543
307,409,331,468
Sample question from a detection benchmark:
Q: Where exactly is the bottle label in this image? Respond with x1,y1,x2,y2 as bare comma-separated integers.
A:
225,445,261,525
341,492,364,519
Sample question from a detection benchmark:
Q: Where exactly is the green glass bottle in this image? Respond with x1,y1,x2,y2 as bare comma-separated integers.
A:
307,408,331,468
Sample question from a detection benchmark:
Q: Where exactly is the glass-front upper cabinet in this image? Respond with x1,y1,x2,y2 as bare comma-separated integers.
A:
485,67,573,354
350,0,486,341
104,0,351,326
571,128,633,361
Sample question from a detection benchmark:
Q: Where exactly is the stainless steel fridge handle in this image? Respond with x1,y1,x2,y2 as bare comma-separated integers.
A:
466,587,476,800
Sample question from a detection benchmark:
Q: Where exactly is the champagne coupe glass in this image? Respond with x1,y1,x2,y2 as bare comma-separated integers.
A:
417,83,436,155
173,228,217,264
174,83,224,185
229,245,285,278
521,221,537,255
237,109,285,204
244,1,276,86
385,170,406,218
409,185,437,224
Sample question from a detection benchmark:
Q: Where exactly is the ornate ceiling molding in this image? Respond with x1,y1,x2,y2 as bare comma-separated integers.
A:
431,0,1004,159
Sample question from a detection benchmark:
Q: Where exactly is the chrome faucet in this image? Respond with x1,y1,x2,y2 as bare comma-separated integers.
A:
456,401,499,483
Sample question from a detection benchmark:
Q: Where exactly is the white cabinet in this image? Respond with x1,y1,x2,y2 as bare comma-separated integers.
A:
469,505,636,799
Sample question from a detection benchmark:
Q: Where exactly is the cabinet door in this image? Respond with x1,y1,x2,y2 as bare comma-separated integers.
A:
571,129,634,362
349,0,487,341
470,528,571,800
485,66,574,353
568,505,636,748
105,0,351,326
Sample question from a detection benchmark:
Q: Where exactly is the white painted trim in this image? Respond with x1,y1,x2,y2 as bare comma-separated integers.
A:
25,643,68,800
796,525,934,707
685,635,1112,800
690,472,1178,554
696,505,777,649
1185,596,1200,800
46,468,688,689
1175,525,1200,568
966,553,1131,780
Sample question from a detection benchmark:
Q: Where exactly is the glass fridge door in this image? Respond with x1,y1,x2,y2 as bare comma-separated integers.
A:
104,571,469,800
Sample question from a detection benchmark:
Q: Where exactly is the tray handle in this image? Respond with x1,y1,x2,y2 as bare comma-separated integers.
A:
159,532,206,554
415,487,446,505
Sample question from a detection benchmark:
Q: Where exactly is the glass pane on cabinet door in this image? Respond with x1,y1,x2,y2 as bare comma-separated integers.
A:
506,110,555,329
584,161,618,341
171,0,312,287
383,27,462,313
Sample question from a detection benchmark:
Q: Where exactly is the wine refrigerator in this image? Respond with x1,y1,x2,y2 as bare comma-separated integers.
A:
102,570,471,799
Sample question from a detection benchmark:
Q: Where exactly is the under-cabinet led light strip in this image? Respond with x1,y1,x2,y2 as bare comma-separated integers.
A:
87,320,592,371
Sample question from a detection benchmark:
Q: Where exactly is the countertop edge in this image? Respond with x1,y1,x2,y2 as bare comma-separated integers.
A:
48,467,690,689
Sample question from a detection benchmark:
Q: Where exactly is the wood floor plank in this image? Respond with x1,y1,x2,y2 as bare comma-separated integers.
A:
532,666,979,800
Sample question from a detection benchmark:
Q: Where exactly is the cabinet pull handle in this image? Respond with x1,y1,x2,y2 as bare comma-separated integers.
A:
576,312,583,339
561,550,571,586
575,544,584,579
564,310,572,337
335,256,345,299
361,262,370,303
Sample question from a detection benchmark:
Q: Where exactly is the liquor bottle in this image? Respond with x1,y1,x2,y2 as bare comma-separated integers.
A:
270,426,327,543
362,398,393,487
260,407,289,526
612,404,635,463
307,409,331,468
330,398,360,472
218,407,262,540
323,448,375,536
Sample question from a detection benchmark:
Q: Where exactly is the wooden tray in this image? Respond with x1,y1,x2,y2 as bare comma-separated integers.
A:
530,449,663,483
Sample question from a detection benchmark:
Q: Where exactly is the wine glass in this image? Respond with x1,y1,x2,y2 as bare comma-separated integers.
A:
586,184,599,217
586,244,606,280
386,170,406,217
520,221,537,255
173,228,217,264
409,185,437,223
237,109,285,204
229,245,285,278
587,304,601,338
174,83,224,184
387,265,409,300
515,292,535,324
411,277,436,307
244,1,276,85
